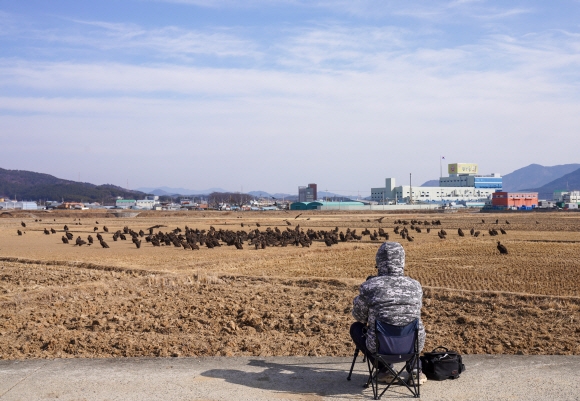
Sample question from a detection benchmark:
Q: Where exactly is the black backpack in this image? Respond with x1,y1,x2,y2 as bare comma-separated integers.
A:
420,347,465,381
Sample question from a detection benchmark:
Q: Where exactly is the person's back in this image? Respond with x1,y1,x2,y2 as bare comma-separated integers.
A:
351,242,425,368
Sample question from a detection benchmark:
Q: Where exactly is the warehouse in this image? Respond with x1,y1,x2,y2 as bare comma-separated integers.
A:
0,201,38,210
491,192,538,210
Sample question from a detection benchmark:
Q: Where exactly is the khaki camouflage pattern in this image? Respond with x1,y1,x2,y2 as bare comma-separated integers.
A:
352,241,426,352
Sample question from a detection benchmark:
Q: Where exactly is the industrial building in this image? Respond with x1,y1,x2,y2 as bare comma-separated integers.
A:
491,192,538,210
0,201,38,210
298,183,317,202
115,197,158,210
555,191,580,205
371,163,501,204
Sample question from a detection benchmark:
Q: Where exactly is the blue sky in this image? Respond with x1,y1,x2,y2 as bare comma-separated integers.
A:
1,1,580,195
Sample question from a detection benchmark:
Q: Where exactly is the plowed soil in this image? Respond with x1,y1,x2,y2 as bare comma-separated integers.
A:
1,209,579,360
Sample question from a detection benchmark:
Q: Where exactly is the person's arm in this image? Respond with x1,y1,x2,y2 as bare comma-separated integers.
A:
352,293,369,324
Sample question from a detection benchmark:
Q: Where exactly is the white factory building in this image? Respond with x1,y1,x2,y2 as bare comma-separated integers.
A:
371,163,502,204
115,195,159,210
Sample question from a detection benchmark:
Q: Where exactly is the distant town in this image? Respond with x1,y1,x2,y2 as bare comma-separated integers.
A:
1,162,579,212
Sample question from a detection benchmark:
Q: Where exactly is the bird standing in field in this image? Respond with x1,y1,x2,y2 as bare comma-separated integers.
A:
21,221,26,227
458,228,465,237
497,241,508,254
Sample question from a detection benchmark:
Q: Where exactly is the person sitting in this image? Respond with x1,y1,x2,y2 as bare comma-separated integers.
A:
350,241,427,384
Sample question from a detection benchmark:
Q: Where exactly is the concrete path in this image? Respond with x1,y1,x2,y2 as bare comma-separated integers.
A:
0,355,579,401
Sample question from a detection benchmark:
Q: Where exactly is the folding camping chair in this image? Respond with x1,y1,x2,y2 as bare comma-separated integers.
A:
347,319,421,399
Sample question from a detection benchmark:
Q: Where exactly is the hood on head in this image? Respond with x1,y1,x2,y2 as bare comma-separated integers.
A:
375,242,405,276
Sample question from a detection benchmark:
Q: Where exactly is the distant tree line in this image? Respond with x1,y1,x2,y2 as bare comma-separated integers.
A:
208,192,254,207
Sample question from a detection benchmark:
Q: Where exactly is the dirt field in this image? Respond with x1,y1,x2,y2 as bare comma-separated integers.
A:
1,209,579,360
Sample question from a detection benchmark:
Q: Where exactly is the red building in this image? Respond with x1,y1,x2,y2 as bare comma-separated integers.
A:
492,192,538,209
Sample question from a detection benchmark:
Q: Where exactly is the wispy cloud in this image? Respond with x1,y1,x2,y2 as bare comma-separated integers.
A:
68,19,261,58
145,0,533,21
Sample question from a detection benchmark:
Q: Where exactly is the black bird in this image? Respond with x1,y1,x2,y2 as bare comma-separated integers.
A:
506,220,510,224
256,223,261,227
50,228,56,234
21,221,26,227
495,219,499,224
61,236,69,244
17,230,23,236
135,240,141,249
458,228,465,237
497,241,508,254
43,228,50,235
103,226,109,232
481,219,485,223
470,228,475,236
100,240,109,248
64,225,69,231
93,227,98,232
87,235,94,244
500,228,507,235
75,236,87,246
66,232,73,240
474,231,481,237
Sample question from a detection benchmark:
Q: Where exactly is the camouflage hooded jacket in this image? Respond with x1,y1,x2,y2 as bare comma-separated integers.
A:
352,242,426,352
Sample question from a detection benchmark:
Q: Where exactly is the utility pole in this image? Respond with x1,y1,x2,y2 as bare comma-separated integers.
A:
409,173,413,205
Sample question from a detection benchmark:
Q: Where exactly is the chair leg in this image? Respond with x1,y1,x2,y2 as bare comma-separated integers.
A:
347,347,360,381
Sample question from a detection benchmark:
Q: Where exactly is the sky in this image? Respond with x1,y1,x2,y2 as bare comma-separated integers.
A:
1,0,580,196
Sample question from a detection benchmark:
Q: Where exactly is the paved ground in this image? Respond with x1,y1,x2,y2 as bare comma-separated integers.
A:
0,355,579,400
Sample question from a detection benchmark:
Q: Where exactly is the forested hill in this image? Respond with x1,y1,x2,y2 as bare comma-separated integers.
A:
0,168,147,203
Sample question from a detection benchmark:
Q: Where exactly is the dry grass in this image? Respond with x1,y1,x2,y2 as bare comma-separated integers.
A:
1,209,579,359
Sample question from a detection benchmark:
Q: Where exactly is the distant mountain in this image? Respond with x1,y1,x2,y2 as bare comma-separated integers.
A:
248,191,296,200
0,168,146,203
523,167,580,200
502,163,580,192
135,186,228,196
421,180,439,187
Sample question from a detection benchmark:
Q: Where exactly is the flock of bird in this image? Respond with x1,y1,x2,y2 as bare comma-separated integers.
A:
15,216,511,254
